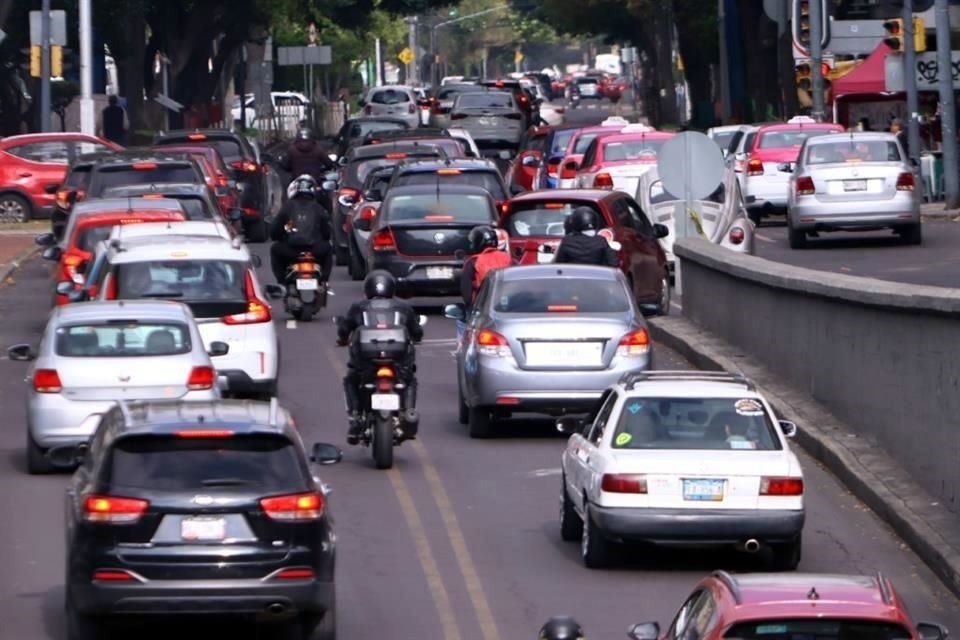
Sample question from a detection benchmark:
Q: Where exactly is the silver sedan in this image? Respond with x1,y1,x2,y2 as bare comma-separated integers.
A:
7,300,224,474
445,265,653,439
786,132,921,248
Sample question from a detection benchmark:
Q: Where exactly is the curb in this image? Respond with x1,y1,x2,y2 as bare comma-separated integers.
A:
649,316,960,598
0,245,40,284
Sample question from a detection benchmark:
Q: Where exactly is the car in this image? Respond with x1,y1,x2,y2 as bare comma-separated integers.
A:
82,231,279,398
742,118,844,224
428,83,481,129
601,76,628,103
574,129,676,194
446,264,654,438
708,124,751,158
572,76,603,100
5,300,223,474
387,157,509,206
449,91,525,154
532,126,580,189
558,371,805,569
85,152,206,203
99,183,225,224
59,398,342,640
507,126,551,194
330,116,411,160
359,85,422,128
148,143,240,217
0,133,121,223
35,199,188,305
785,132,921,248
446,127,482,158
231,90,309,128
367,184,499,298
49,151,118,241
154,129,274,241
538,99,566,127
556,122,630,188
344,165,398,280
627,571,949,640
360,128,465,159
478,80,538,127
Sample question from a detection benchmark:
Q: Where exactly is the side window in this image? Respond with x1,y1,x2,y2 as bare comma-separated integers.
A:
7,141,70,163
471,279,493,321
613,199,635,230
587,391,618,444
625,198,654,235
581,140,598,168
667,590,708,640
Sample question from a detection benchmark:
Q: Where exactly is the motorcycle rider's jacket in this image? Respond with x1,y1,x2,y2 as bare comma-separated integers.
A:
337,298,423,362
283,137,336,180
554,233,619,267
461,247,512,306
270,197,331,247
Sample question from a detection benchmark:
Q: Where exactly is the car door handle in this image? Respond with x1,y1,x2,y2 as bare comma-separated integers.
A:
17,172,32,178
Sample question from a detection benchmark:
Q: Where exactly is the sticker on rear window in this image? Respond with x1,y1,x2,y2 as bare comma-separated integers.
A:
615,432,632,446
755,625,788,635
627,402,643,415
735,399,763,416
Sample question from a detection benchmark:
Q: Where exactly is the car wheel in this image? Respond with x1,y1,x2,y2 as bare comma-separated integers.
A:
348,239,366,281
787,222,807,249
581,506,612,568
899,223,922,245
656,270,671,316
300,594,336,640
770,535,802,571
457,386,469,426
245,217,268,243
0,193,31,223
468,406,494,439
26,431,54,475
66,597,105,640
560,475,583,542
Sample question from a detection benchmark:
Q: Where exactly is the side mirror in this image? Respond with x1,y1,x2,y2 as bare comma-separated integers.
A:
327,153,339,163
917,623,949,640
250,255,263,268
265,283,285,300
44,184,61,194
779,420,798,438
6,343,36,361
208,341,230,357
322,180,337,191
418,314,428,327
627,622,661,640
556,415,584,435
777,162,794,173
363,189,383,202
56,281,75,296
311,442,343,465
653,223,669,239
443,303,466,320
521,155,539,167
35,233,56,247
47,442,88,470
42,246,62,262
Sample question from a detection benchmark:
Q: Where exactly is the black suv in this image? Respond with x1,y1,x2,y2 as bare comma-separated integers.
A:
58,399,341,640
387,157,509,205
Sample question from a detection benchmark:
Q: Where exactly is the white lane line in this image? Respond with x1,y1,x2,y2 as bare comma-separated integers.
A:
285,319,297,330
527,467,562,478
419,338,458,346
671,300,684,312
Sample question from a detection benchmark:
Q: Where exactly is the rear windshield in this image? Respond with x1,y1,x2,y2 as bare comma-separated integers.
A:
393,171,506,201
384,193,493,224
805,140,901,164
505,203,605,237
371,89,411,104
346,120,407,140
601,139,666,162
758,128,836,149
457,93,514,109
75,225,118,252
355,157,428,184
576,78,599,85
107,435,306,493
94,165,200,192
115,260,246,301
65,166,92,189
157,138,245,164
437,86,473,100
611,397,780,451
723,619,912,640
167,197,214,220
55,322,191,357
493,278,629,313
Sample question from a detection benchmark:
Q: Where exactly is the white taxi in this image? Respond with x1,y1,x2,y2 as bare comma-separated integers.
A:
558,371,804,570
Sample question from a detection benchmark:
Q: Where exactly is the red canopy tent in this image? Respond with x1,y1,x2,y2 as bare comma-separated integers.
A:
830,42,903,127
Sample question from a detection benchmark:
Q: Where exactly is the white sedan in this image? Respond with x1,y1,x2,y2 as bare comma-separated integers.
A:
558,371,804,570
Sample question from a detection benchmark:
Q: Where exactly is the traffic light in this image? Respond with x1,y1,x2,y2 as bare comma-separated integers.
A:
792,0,829,50
29,45,40,77
913,16,927,52
883,18,903,50
51,45,62,77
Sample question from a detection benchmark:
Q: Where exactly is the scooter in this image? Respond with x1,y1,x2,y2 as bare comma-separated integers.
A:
279,252,328,321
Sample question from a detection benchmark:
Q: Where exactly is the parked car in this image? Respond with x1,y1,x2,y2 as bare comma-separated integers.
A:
59,398,341,639
574,130,676,194
6,300,222,473
786,132,921,248
428,83,482,129
447,264,653,438
330,116,411,160
0,133,120,222
559,371,804,569
449,91,525,154
359,86,422,129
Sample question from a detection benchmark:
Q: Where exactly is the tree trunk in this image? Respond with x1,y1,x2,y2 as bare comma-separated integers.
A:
673,0,719,129
654,8,679,125
737,0,779,122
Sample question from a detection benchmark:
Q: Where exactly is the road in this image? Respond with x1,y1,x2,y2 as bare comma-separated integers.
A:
2,240,959,639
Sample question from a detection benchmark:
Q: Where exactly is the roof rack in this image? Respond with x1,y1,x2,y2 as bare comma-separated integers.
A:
712,571,742,604
619,370,756,391
876,571,893,605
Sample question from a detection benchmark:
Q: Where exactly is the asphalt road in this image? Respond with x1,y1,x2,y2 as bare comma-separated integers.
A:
2,245,959,640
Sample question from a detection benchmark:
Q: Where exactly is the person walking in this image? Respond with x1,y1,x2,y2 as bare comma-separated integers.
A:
97,95,127,145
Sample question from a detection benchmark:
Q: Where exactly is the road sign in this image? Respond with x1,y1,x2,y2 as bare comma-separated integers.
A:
30,11,67,46
277,45,331,66
657,132,725,203
398,47,414,65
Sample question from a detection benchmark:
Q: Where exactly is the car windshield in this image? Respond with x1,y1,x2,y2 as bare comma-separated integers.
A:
723,619,912,640
759,129,835,149
384,193,493,223
574,133,601,154
712,131,738,151
610,397,780,451
457,93,514,109
602,139,666,161
505,203,604,237
393,171,506,201
577,78,599,85
371,89,410,105
805,140,901,164
55,322,191,357
347,120,407,140
493,278,629,313
75,224,120,252
95,166,199,192
551,130,575,154
115,260,246,301
107,435,306,493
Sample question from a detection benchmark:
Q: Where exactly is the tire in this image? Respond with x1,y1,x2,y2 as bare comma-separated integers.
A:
656,270,671,316
770,535,802,571
559,475,583,542
468,406,494,439
26,431,54,475
245,217,268,243
0,193,31,223
787,222,807,249
581,506,612,569
457,386,469,426
348,239,366,281
899,223,922,245
335,244,349,266
371,415,394,469
66,597,105,640
293,302,316,322
301,594,336,640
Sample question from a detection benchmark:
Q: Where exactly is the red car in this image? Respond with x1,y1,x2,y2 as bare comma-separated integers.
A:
556,123,630,187
602,76,628,103
507,126,551,194
149,144,239,216
0,133,121,222
573,129,675,193
504,189,670,314
628,571,948,640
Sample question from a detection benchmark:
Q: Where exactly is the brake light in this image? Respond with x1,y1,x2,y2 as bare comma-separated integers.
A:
385,153,408,160
217,174,229,187
616,329,650,357
222,272,271,325
83,495,149,524
547,304,578,312
593,173,614,189
187,133,208,140
746,159,764,176
372,228,396,252
497,201,509,216
293,261,318,272
186,366,216,390
543,202,567,209
175,429,234,438
231,160,258,173
260,492,324,521
424,214,454,221
504,113,524,120
476,329,511,357
132,162,158,170
601,474,647,493
142,193,164,199
450,113,468,120
33,369,62,393
359,206,377,222
376,366,395,378
760,477,804,496
729,226,745,244
795,176,815,196
436,168,462,175
896,172,915,191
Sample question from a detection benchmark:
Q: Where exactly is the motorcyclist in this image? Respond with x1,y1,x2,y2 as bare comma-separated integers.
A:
281,127,337,181
458,225,512,343
337,270,423,444
554,207,619,267
269,174,333,284
539,616,585,640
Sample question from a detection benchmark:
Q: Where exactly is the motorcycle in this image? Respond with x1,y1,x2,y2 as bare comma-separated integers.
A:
271,252,328,321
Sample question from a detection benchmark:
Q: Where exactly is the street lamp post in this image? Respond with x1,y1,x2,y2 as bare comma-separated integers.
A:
428,4,510,85
79,0,94,135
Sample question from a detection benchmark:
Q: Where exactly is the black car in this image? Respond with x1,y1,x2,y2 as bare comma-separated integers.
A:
99,183,222,221
85,152,205,200
154,130,271,241
51,152,122,241
361,127,450,146
386,157,509,207
59,398,341,640
368,184,499,298
331,116,411,159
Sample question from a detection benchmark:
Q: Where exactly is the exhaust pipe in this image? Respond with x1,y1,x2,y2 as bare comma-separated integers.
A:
266,602,287,616
744,539,761,553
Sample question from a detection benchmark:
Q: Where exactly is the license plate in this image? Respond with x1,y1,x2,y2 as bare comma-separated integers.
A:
524,341,603,367
371,393,400,411
181,517,226,541
426,266,454,280
296,278,318,290
682,479,725,502
536,250,555,264
844,179,867,191
477,117,495,126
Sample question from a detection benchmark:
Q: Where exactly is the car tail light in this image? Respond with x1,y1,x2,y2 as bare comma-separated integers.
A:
504,113,523,120
729,226,745,245
175,429,235,438
33,369,62,393
746,159,764,176
132,162,158,170
372,228,396,252
593,173,614,189
186,366,216,390
358,206,377,222
616,329,650,357
795,176,815,196
187,133,208,141
260,492,324,521
896,172,915,191
62,253,87,285
231,160,258,173
223,272,271,325
601,474,647,493
476,329,511,357
217,175,229,187
560,163,578,180
760,477,804,496
83,495,149,523
450,112,468,120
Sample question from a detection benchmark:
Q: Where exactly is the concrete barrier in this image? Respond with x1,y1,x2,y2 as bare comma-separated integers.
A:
674,237,960,515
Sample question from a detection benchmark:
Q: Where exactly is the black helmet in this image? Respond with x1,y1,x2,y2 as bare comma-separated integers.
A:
363,270,396,299
539,616,584,640
468,225,498,253
569,207,598,234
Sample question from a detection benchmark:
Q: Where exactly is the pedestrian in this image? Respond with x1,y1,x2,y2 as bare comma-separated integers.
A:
97,95,127,145
890,118,909,158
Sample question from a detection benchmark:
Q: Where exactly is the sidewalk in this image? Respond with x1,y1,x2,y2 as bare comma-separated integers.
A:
921,201,960,220
0,232,40,283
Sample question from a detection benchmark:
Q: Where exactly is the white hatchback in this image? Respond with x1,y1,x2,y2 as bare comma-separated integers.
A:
559,371,804,570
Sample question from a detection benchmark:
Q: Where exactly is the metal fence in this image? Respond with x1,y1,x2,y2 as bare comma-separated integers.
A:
223,100,348,146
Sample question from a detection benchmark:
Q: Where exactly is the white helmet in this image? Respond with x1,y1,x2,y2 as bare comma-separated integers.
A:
287,174,318,199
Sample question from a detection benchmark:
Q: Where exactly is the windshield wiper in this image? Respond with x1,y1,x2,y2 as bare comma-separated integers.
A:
138,291,184,298
200,478,249,487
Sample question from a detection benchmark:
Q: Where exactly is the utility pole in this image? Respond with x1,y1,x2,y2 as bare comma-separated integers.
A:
407,17,419,85
903,0,920,167
79,0,94,135
430,26,438,87
935,0,959,207
718,0,731,123
809,0,825,121
40,0,51,132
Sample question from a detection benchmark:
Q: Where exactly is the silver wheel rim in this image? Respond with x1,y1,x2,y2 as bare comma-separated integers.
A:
0,199,25,222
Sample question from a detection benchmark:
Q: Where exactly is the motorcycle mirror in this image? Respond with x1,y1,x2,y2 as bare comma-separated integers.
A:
311,442,343,465
418,315,428,327
328,153,339,163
